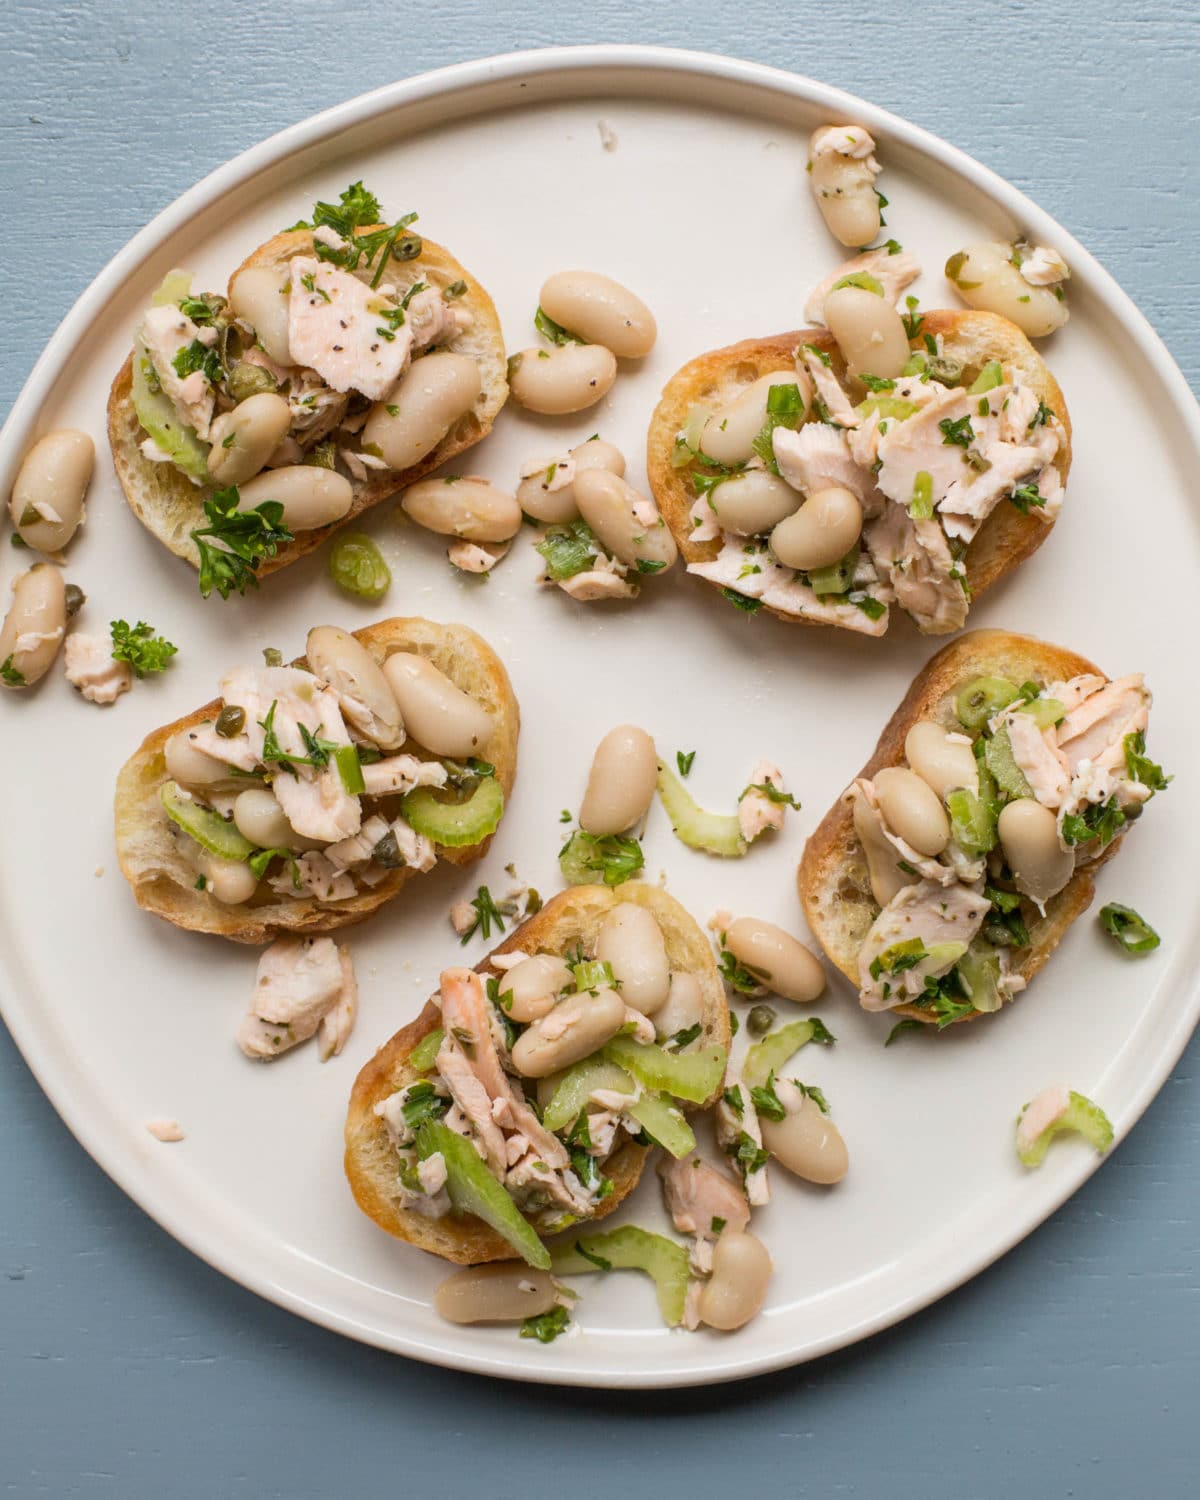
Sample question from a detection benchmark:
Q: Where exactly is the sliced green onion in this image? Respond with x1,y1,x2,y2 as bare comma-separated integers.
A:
572,958,618,993
408,1027,445,1072
909,470,934,520
1098,903,1160,955
968,360,1004,394
955,675,1021,731
334,743,365,795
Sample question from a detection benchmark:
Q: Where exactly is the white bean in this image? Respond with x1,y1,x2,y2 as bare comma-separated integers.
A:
725,917,826,1003
653,971,705,1043
10,430,94,552
873,766,951,857
709,470,802,537
0,564,66,688
810,140,880,248
508,344,617,415
236,466,352,531
305,625,404,750
945,242,1069,338
761,1092,848,1184
696,1230,772,1331
232,788,321,852
402,477,521,544
904,720,978,800
228,265,292,365
823,285,910,380
853,790,920,907
595,903,671,1016
195,851,259,905
700,375,799,467
362,352,482,470
579,724,657,835
516,438,626,525
499,955,575,1023
206,393,293,486
573,469,676,570
998,798,1074,905
381,651,493,758
434,1265,560,1325
510,987,626,1077
540,271,656,359
164,730,238,788
769,486,863,571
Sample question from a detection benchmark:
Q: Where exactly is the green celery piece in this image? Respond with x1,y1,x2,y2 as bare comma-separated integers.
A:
400,777,504,848
551,1225,690,1326
984,724,1034,800
655,761,747,858
924,940,968,971
1016,1091,1114,1169
958,944,1003,1013
131,343,211,481
1016,696,1065,730
416,1121,550,1269
151,269,194,306
603,1035,726,1104
743,1017,833,1089
407,1027,444,1072
808,542,859,597
968,360,1004,394
855,395,919,423
572,959,616,994
624,1094,696,1158
946,786,997,855
542,1060,634,1133
160,781,254,860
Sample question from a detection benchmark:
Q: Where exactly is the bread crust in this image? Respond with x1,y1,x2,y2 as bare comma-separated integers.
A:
344,882,731,1264
646,311,1072,634
797,630,1124,1025
107,229,508,577
113,617,519,943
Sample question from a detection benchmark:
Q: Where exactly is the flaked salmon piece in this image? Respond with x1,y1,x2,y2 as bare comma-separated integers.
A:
803,247,921,325
774,422,874,504
858,879,990,1010
659,1154,751,1238
1055,675,1150,774
1000,708,1071,808
801,347,861,427
238,936,353,1059
864,501,967,635
286,257,412,402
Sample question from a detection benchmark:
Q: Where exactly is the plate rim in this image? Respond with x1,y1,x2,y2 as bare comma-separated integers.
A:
2,43,1198,1389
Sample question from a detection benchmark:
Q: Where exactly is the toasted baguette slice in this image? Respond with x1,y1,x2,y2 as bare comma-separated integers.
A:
646,311,1071,633
799,630,1124,1025
345,882,731,1265
114,617,518,944
107,229,508,577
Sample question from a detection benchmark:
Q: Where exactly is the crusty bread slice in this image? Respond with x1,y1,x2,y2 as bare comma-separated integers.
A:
107,230,508,577
798,630,1124,1025
114,617,519,944
344,882,731,1265
646,311,1072,633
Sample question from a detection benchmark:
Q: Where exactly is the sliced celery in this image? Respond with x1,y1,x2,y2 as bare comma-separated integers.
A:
151,269,194,306
1016,1091,1113,1169
160,781,254,861
131,343,211,481
984,725,1033,800
407,1027,444,1072
551,1225,690,1326
542,1060,635,1133
416,1121,550,1268
625,1094,696,1158
655,762,747,858
603,1036,726,1104
400,776,503,847
809,543,859,597
958,944,1003,1013
1016,696,1065,730
968,360,1004,394
857,395,920,423
743,1017,834,1089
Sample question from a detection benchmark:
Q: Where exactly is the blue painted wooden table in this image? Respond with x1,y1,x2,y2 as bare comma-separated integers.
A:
2,4,1196,1494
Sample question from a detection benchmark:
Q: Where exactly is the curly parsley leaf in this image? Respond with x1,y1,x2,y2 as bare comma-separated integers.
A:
109,620,178,677
536,519,599,581
1124,730,1170,793
520,1305,572,1344
190,486,293,600
0,655,26,687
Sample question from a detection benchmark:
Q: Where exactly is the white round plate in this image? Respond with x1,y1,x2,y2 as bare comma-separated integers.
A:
2,46,1197,1389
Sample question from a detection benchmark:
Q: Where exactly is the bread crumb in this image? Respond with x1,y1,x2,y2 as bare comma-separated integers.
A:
146,1118,185,1143
597,120,617,153
94,865,104,878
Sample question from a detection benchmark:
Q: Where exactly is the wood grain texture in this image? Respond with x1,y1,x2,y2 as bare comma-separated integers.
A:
1,3,1197,1495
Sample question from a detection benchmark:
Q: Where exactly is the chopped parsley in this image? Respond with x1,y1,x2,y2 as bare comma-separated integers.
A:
1061,797,1126,848
901,296,923,340
1124,730,1170,792
722,1084,745,1117
983,885,1030,949
1009,482,1046,514
520,1305,571,1344
720,587,762,614
558,830,644,888
535,519,599,581
740,781,800,810
938,414,975,449
1,655,26,687
884,1018,926,1046
676,750,696,777
727,1131,769,1175
291,180,421,288
666,1023,702,1053
459,885,507,944
170,338,222,386
109,619,178,677
400,1081,449,1130
750,382,804,472
718,946,765,995
534,307,584,346
750,1073,786,1122
189,486,293,600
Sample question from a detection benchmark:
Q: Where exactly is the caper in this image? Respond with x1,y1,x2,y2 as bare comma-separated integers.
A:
228,361,279,403
926,355,963,386
64,584,86,618
747,1004,777,1037
262,647,283,667
396,235,423,263
215,704,246,738
372,830,402,867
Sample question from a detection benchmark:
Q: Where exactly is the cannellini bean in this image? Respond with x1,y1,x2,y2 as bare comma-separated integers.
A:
236,466,352,531
195,851,259,905
696,1230,773,1331
402,477,522,544
540,271,656,359
579,724,657,835
499,955,575,1024
508,344,617,415
206,393,294,486
769,486,862,571
10,430,94,552
362,352,482,470
653,971,705,1042
595,903,671,1016
904,720,978,800
516,438,626,525
998,798,1074,905
228,265,292,365
709,470,802,536
873,766,951,857
945,242,1069,338
232,788,321,852
381,651,493,758
510,987,627,1077
823,285,910,380
724,917,826,1003
761,1090,848,1184
164,730,238,787
809,127,881,247
852,790,920,907
0,564,67,688
305,625,404,750
700,375,800,467
573,469,676,570
435,1265,560,1325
